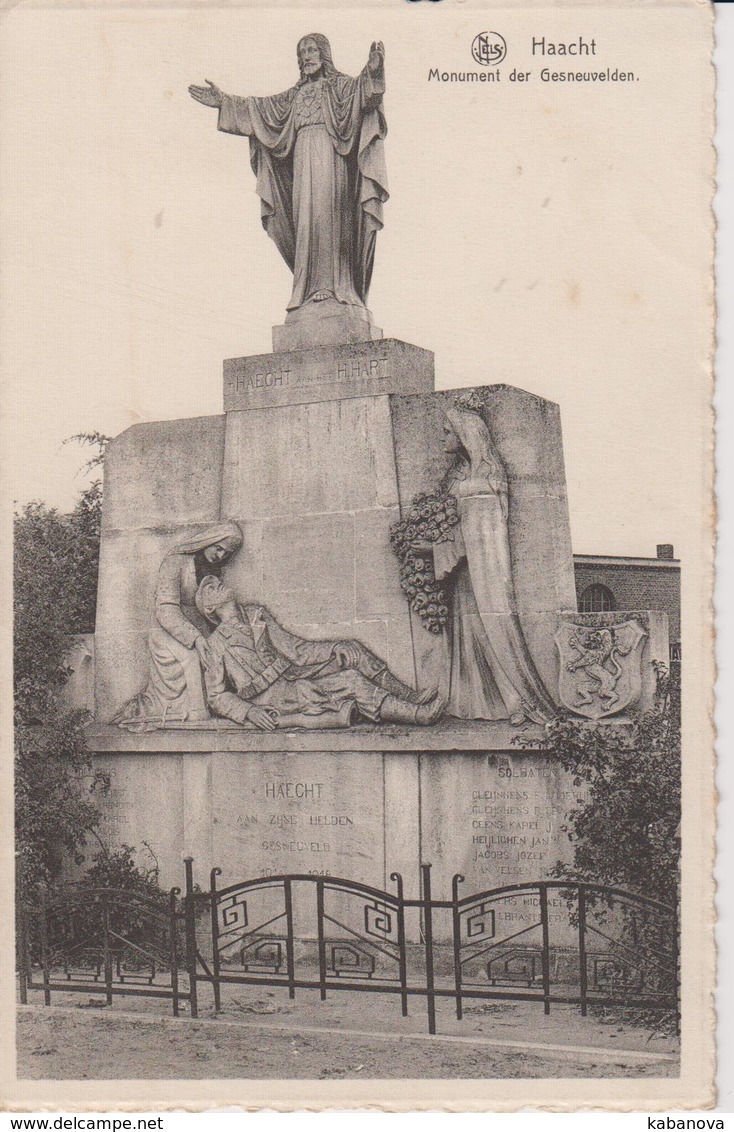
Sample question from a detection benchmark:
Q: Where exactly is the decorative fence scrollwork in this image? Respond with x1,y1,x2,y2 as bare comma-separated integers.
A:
17,884,187,1015
450,877,678,1027
19,862,678,1036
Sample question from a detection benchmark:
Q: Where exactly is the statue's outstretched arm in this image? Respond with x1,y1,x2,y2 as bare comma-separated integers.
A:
368,41,385,76
188,79,223,108
360,41,385,107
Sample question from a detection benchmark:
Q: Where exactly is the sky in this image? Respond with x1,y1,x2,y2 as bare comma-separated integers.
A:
0,3,713,560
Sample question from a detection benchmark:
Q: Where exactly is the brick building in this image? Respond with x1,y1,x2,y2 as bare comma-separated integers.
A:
573,544,681,660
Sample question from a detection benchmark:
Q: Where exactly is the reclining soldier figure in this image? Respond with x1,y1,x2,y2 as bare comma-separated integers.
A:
194,575,444,730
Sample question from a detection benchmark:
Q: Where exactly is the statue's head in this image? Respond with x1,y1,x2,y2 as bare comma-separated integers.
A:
442,418,462,456
173,520,243,563
297,34,336,81
202,538,239,565
444,395,488,458
195,575,237,623
445,393,507,484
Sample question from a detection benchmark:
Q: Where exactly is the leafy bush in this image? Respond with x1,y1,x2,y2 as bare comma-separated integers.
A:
14,436,110,891
15,711,109,889
545,661,681,907
538,663,681,1032
83,843,162,895
20,845,178,968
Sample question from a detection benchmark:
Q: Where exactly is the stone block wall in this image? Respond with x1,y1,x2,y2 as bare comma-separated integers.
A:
220,395,415,686
95,415,226,720
93,746,579,935
93,382,579,722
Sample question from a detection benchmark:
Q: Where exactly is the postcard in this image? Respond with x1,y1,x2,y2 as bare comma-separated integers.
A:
1,0,716,1110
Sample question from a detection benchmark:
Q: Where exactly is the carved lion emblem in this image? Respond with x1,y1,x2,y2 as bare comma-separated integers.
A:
555,620,648,720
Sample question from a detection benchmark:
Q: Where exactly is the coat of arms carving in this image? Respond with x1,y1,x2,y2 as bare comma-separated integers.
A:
555,619,648,720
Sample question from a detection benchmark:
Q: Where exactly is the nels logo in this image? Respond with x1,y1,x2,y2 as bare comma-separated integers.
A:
471,31,507,66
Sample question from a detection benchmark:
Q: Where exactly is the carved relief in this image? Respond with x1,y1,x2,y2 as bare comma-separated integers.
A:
111,522,243,731
114,559,446,731
390,391,556,725
555,618,648,720
193,576,444,730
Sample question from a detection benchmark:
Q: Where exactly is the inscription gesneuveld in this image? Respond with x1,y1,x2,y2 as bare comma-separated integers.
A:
226,777,366,878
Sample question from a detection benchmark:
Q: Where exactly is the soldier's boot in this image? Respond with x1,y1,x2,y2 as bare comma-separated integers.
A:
374,669,438,706
379,692,445,726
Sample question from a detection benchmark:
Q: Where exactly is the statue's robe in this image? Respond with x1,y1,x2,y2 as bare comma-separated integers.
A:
217,67,387,310
433,462,557,724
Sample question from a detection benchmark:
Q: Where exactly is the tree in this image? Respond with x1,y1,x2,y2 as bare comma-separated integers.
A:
14,435,110,888
544,662,681,907
536,665,681,1031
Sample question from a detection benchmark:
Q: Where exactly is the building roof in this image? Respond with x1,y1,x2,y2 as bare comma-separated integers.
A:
573,554,680,570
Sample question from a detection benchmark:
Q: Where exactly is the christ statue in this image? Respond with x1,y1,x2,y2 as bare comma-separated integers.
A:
189,35,387,315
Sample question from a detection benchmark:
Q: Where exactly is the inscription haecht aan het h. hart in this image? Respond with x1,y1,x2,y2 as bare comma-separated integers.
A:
223,339,434,411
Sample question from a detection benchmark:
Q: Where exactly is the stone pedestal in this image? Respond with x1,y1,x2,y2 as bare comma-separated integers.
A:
272,299,382,353
88,722,578,943
89,328,671,946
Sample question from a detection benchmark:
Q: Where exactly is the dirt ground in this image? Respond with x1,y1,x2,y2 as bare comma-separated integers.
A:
16,984,680,1080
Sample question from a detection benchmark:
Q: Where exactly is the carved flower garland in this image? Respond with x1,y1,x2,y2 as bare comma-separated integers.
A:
389,491,459,633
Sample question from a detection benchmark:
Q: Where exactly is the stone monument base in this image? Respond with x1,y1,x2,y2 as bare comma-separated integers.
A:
87,722,579,942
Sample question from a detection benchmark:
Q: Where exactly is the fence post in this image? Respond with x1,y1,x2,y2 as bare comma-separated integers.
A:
578,885,588,1018
673,900,680,1036
284,878,296,1001
209,868,222,1013
184,857,199,1019
169,888,181,1018
40,886,51,1006
391,872,408,1017
451,874,464,1021
15,868,28,1006
316,880,327,1001
421,863,437,1036
539,884,551,1015
102,896,113,1005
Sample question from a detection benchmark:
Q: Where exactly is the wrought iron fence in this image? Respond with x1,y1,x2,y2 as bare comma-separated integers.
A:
17,884,188,1015
18,861,678,1036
